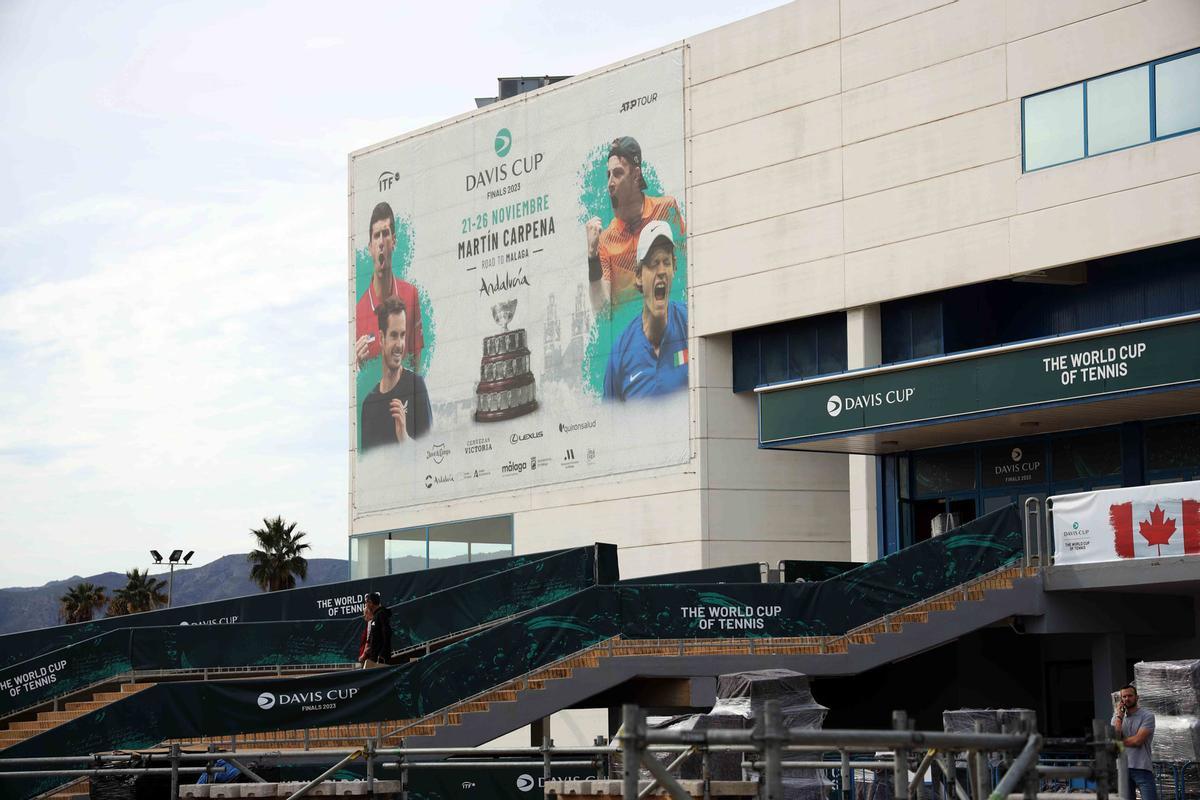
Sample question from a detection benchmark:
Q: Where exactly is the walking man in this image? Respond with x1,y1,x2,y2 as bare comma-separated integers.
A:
363,592,393,669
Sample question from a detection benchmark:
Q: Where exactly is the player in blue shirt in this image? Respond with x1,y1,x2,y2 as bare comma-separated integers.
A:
604,220,689,401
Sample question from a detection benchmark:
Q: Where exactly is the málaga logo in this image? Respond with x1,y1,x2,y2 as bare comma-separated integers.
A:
494,128,512,157
257,692,276,710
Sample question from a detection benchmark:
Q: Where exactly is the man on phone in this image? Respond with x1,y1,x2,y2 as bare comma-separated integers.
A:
359,296,431,451
362,592,392,668
1113,684,1157,800
355,202,424,371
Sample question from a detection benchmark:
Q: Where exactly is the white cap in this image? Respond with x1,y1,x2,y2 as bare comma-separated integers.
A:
635,219,674,265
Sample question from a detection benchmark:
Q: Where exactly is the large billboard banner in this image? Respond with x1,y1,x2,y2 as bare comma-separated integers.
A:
350,51,689,512
1050,480,1200,564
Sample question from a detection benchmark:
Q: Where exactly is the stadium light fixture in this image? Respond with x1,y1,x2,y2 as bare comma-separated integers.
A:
152,548,195,607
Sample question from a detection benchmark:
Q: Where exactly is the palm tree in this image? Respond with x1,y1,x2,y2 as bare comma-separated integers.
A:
107,569,168,616
59,582,108,624
248,516,311,592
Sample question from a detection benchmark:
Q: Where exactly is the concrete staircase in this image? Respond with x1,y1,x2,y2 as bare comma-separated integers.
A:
0,682,154,750
12,565,1043,763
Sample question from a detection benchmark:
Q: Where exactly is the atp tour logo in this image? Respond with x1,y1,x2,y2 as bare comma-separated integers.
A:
494,128,512,157
826,395,843,417
257,692,276,710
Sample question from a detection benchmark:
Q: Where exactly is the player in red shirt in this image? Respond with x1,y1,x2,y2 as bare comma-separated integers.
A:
585,137,685,313
355,202,424,371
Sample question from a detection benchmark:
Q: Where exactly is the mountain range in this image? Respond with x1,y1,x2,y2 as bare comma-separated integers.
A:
0,555,349,635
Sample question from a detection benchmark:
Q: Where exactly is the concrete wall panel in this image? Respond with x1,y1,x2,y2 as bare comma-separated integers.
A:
1007,0,1200,98
692,149,843,234
1005,0,1144,43
842,46,1007,144
841,0,955,37
844,159,1017,252
1010,172,1200,272
843,0,1006,89
691,43,841,135
843,101,1018,197
694,255,846,337
844,219,1011,307
691,96,842,186
688,0,840,85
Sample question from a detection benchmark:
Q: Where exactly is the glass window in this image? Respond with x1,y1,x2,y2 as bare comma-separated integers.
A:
1025,84,1084,169
1145,418,1200,473
731,330,758,393
788,325,817,379
1052,430,1122,482
816,315,848,376
386,529,426,575
1087,66,1150,155
1156,53,1200,137
911,300,943,359
913,449,976,496
761,326,788,384
981,442,1046,490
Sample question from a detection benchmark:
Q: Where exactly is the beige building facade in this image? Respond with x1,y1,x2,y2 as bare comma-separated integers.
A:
350,0,1200,579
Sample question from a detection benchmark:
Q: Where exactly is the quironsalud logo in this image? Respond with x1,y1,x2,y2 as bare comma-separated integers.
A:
494,128,512,157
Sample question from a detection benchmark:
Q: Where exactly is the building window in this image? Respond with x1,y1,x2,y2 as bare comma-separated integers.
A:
1156,52,1200,138
349,515,514,578
1022,49,1200,172
881,295,944,364
731,312,847,392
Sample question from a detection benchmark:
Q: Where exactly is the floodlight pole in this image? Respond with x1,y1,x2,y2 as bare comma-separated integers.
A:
167,561,175,608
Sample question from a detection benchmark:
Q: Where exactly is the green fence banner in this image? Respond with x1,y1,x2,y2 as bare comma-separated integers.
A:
0,546,595,670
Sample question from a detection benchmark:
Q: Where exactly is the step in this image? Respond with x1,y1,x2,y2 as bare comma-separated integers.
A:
64,701,107,712
9,720,54,731
91,691,130,703
120,683,153,694
37,710,86,723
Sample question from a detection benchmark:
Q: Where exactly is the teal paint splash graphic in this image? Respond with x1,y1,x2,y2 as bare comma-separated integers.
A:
353,216,436,451
576,145,688,398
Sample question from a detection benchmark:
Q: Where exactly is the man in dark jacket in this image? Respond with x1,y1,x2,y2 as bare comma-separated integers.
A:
363,592,393,668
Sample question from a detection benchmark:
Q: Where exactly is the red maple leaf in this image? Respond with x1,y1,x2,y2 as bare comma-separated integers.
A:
1139,504,1177,555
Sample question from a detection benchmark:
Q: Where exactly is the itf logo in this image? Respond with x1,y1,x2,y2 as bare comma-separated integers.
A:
257,692,276,710
494,128,512,157
826,395,843,417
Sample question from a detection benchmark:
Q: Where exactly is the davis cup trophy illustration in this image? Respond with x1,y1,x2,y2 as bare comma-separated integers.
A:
474,298,538,422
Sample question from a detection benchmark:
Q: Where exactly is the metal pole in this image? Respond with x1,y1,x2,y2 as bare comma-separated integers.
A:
622,704,640,800
894,711,910,800
762,700,785,800
911,749,938,797
842,748,853,800
702,746,712,800
639,751,694,800
543,735,552,787
170,742,180,800
639,746,694,799
366,739,375,796
987,735,1040,800
225,757,267,783
168,562,175,607
284,749,362,800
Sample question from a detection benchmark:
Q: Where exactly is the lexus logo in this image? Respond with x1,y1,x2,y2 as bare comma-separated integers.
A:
257,692,276,710
516,774,535,792
826,395,843,417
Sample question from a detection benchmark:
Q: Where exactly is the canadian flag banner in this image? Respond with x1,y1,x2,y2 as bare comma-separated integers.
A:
1051,480,1200,565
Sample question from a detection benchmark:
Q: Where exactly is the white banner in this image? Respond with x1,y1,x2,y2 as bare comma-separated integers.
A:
349,51,690,513
1050,480,1200,564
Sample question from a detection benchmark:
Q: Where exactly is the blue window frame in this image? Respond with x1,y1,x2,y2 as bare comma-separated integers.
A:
1022,48,1200,172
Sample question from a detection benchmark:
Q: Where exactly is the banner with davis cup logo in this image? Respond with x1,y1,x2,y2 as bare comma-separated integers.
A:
349,50,689,513
1050,480,1200,564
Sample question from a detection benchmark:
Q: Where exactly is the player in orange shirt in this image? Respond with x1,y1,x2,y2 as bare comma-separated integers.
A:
585,137,685,313
355,202,424,372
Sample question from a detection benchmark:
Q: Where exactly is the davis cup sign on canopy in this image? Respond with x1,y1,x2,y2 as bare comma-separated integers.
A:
1050,480,1200,564
349,51,689,513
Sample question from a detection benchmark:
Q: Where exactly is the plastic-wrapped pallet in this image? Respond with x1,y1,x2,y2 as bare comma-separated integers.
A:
942,709,1000,734
1152,716,1200,763
1134,660,1200,716
660,669,831,800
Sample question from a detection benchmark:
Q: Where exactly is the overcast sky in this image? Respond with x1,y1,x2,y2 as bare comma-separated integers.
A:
0,1,784,588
